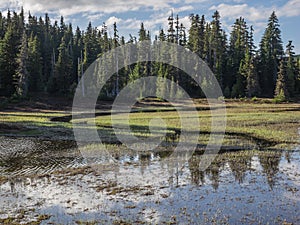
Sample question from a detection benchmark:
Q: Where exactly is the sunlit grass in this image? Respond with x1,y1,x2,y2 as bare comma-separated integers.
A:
1,100,299,149
93,101,300,148
0,111,72,130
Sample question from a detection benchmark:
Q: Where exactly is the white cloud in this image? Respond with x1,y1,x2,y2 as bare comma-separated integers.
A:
122,18,143,30
184,0,208,3
0,0,181,16
173,5,194,13
209,3,274,22
278,0,300,17
105,16,122,27
83,13,104,22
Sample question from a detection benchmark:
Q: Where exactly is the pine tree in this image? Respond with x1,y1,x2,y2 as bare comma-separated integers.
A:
28,34,43,92
296,58,300,95
188,14,205,57
167,12,175,43
240,48,260,97
138,23,147,42
209,11,227,88
156,67,168,100
15,32,29,97
285,41,297,97
179,23,187,46
0,25,18,96
83,22,100,70
137,23,151,78
42,13,54,86
0,12,5,39
274,59,288,101
259,11,283,97
55,36,73,94
227,17,249,97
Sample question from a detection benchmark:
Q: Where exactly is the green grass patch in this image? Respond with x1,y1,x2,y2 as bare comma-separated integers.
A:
1,100,299,149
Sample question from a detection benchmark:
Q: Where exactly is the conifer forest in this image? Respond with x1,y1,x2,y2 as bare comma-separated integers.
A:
0,9,299,101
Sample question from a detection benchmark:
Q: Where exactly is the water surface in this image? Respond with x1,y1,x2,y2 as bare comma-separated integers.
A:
0,137,299,224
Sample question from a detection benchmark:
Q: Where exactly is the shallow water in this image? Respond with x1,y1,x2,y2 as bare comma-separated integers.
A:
0,137,300,224
0,137,80,176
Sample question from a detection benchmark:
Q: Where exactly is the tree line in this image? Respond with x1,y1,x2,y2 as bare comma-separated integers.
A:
0,8,299,100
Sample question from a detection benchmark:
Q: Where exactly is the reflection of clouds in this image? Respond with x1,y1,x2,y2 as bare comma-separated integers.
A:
283,192,300,203
280,151,300,202
1,150,300,223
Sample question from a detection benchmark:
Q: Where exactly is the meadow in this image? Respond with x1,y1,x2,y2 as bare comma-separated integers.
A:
0,98,299,150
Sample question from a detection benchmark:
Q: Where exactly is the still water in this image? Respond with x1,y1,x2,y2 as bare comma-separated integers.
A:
0,137,299,224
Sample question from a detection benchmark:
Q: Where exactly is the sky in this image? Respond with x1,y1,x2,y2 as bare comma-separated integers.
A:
1,0,300,53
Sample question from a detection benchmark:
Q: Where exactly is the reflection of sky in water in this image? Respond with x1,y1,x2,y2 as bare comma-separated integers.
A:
0,139,300,224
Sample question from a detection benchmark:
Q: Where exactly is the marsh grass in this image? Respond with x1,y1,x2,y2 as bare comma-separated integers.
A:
93,101,300,149
1,100,299,149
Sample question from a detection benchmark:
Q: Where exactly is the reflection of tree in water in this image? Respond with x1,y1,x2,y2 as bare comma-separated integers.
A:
188,155,205,186
258,151,282,189
139,153,152,175
205,154,226,190
285,151,291,163
227,151,254,184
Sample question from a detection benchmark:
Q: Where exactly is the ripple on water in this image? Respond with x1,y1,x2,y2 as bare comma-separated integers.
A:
0,137,300,224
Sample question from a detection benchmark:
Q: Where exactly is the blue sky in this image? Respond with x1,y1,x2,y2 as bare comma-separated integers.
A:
1,0,300,53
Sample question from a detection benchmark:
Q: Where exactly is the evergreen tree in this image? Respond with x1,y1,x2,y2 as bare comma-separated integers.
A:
259,11,283,97
28,34,43,92
55,36,73,94
42,13,54,85
209,11,227,88
0,25,18,96
227,17,249,97
0,12,5,39
15,32,29,97
188,14,205,58
285,41,297,96
138,23,147,42
179,23,187,46
240,48,260,97
296,58,300,95
83,22,100,70
274,59,288,100
167,12,175,43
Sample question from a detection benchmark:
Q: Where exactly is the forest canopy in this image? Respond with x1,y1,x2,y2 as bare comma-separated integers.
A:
0,8,299,100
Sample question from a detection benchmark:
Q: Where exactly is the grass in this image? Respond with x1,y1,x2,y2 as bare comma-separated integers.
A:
1,99,299,149
91,99,300,149
0,111,70,127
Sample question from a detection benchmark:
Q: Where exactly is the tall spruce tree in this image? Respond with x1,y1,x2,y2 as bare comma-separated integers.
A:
259,11,283,97
227,17,249,97
0,25,18,96
15,32,29,97
285,41,297,97
55,36,73,94
296,58,300,95
28,34,43,92
274,59,289,100
240,47,260,97
188,14,205,58
209,11,227,88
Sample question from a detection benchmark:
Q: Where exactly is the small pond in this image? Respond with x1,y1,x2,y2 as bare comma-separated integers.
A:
0,137,299,224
